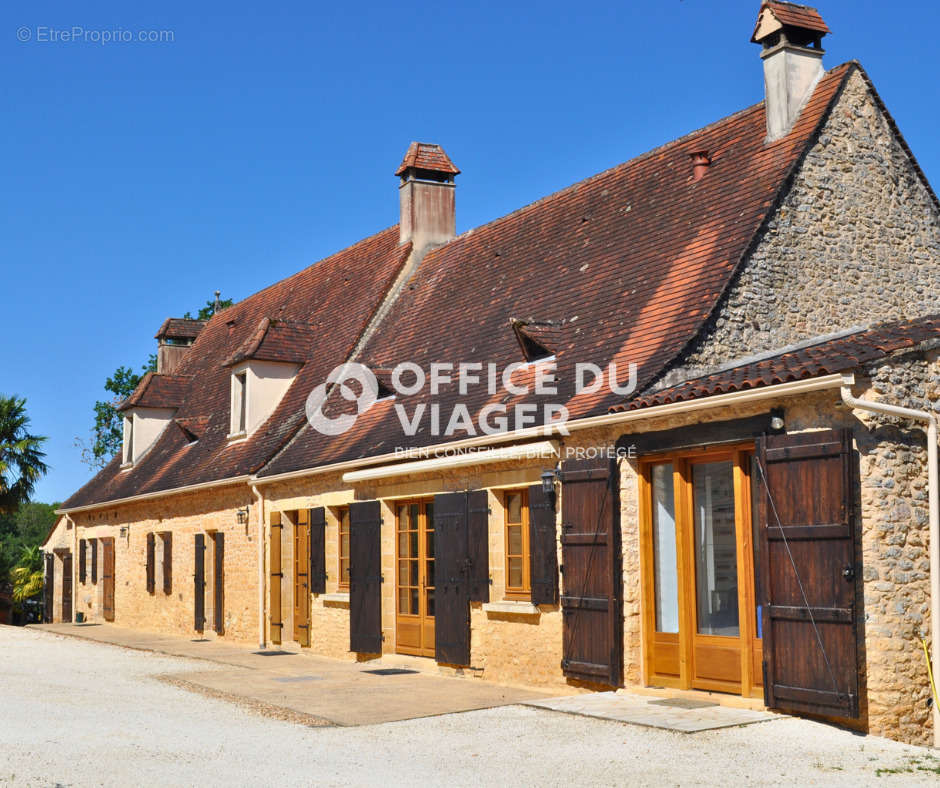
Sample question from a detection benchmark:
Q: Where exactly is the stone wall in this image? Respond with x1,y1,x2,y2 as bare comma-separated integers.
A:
665,69,940,383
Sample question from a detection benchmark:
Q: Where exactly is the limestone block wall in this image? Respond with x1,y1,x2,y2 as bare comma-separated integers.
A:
72,485,259,643
668,70,940,382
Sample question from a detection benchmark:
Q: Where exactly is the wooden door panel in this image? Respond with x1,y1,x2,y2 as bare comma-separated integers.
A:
757,429,860,719
61,553,73,622
269,512,283,644
194,533,205,632
293,512,310,646
560,457,622,687
214,533,224,635
349,500,383,654
433,492,470,666
102,539,115,622
43,553,54,623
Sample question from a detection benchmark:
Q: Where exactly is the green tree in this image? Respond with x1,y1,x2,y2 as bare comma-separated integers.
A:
81,297,233,469
0,502,58,596
10,544,43,608
0,396,48,514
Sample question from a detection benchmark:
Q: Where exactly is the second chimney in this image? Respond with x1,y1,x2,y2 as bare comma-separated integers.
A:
751,2,830,142
396,142,459,251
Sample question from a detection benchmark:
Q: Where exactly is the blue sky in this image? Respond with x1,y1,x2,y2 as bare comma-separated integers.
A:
2,0,938,504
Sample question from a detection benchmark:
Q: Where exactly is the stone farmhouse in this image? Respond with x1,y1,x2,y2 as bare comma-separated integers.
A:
44,3,940,746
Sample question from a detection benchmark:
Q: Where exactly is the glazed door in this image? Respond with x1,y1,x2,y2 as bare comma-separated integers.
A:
395,500,435,657
642,449,762,697
293,511,311,646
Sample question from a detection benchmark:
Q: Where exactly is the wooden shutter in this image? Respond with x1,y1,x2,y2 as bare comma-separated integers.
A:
309,507,327,595
146,533,155,594
467,490,490,603
78,539,87,584
61,552,73,623
349,500,383,653
528,483,559,605
43,553,54,623
102,538,115,621
756,428,860,719
559,457,622,687
214,533,225,635
434,492,471,666
194,533,205,631
162,533,173,594
269,512,283,644
90,539,98,584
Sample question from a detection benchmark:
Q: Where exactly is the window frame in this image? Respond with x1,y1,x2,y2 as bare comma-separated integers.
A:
503,488,531,600
122,415,135,467
337,506,350,590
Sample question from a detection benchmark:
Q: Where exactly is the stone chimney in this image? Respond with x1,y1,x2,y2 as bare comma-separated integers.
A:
751,2,830,142
154,318,205,374
396,142,459,251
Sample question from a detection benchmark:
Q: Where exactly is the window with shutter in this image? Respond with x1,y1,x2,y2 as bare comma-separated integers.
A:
349,500,383,654
79,539,87,584
146,533,155,594
467,490,490,604
310,507,327,595
101,539,115,621
90,539,98,584
337,507,351,589
756,428,860,719
503,490,530,599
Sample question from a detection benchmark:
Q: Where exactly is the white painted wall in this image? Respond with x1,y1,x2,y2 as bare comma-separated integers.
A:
124,407,176,466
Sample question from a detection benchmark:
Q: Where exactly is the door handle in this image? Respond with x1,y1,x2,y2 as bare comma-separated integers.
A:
842,564,855,582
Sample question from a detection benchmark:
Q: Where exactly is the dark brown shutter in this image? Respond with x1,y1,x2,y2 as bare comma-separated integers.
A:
467,490,490,603
43,553,54,622
528,483,559,605
309,507,327,595
146,533,155,594
194,533,205,631
61,552,73,622
434,492,471,666
269,512,282,644
90,539,98,584
102,539,115,621
78,539,87,584
757,428,860,719
349,500,383,653
559,457,622,687
214,533,225,635
162,533,172,594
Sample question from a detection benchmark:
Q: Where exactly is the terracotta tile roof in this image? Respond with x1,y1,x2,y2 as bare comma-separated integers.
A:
223,318,318,367
261,64,856,477
63,227,411,509
395,142,460,176
155,318,206,341
610,315,940,412
752,2,830,42
117,372,192,412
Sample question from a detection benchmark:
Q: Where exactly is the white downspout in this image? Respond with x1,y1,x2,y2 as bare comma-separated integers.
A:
251,484,266,649
840,372,940,745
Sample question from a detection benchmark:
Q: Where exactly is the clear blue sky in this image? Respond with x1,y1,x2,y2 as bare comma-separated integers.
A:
3,0,938,504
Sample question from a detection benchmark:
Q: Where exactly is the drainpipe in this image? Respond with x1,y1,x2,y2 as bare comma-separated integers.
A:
251,484,266,649
840,372,940,745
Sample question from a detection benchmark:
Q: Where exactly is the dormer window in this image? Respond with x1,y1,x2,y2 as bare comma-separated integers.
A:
510,318,562,363
232,371,248,437
122,417,134,467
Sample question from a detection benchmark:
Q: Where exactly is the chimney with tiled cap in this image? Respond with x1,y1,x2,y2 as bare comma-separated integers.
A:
396,142,459,252
751,1,830,142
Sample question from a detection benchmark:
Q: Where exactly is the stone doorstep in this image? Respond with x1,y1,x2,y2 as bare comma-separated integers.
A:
622,684,769,712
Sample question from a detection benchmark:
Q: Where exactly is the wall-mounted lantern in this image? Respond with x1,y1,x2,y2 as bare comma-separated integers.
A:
236,507,250,536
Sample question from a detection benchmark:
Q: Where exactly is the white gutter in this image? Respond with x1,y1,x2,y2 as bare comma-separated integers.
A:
56,475,252,515
342,440,560,483
255,374,846,486
251,484,266,650
840,372,940,746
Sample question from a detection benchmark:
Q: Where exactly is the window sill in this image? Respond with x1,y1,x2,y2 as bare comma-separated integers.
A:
226,431,248,444
482,600,540,616
321,592,350,608
119,461,134,472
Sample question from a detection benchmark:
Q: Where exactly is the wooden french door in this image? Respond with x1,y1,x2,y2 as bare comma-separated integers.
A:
395,500,435,657
641,447,762,697
293,511,311,646
101,538,115,622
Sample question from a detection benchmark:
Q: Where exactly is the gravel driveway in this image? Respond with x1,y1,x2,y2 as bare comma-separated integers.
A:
1,626,937,787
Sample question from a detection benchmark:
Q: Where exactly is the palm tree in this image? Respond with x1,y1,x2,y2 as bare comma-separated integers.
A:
11,545,43,605
0,396,48,514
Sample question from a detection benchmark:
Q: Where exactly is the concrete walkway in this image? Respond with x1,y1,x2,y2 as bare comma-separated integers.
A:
32,622,548,725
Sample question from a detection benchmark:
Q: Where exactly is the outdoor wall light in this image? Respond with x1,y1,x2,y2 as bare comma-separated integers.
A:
769,408,785,433
236,508,249,525
540,469,556,496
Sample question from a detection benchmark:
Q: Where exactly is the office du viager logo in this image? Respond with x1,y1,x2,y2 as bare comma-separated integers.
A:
305,360,637,438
